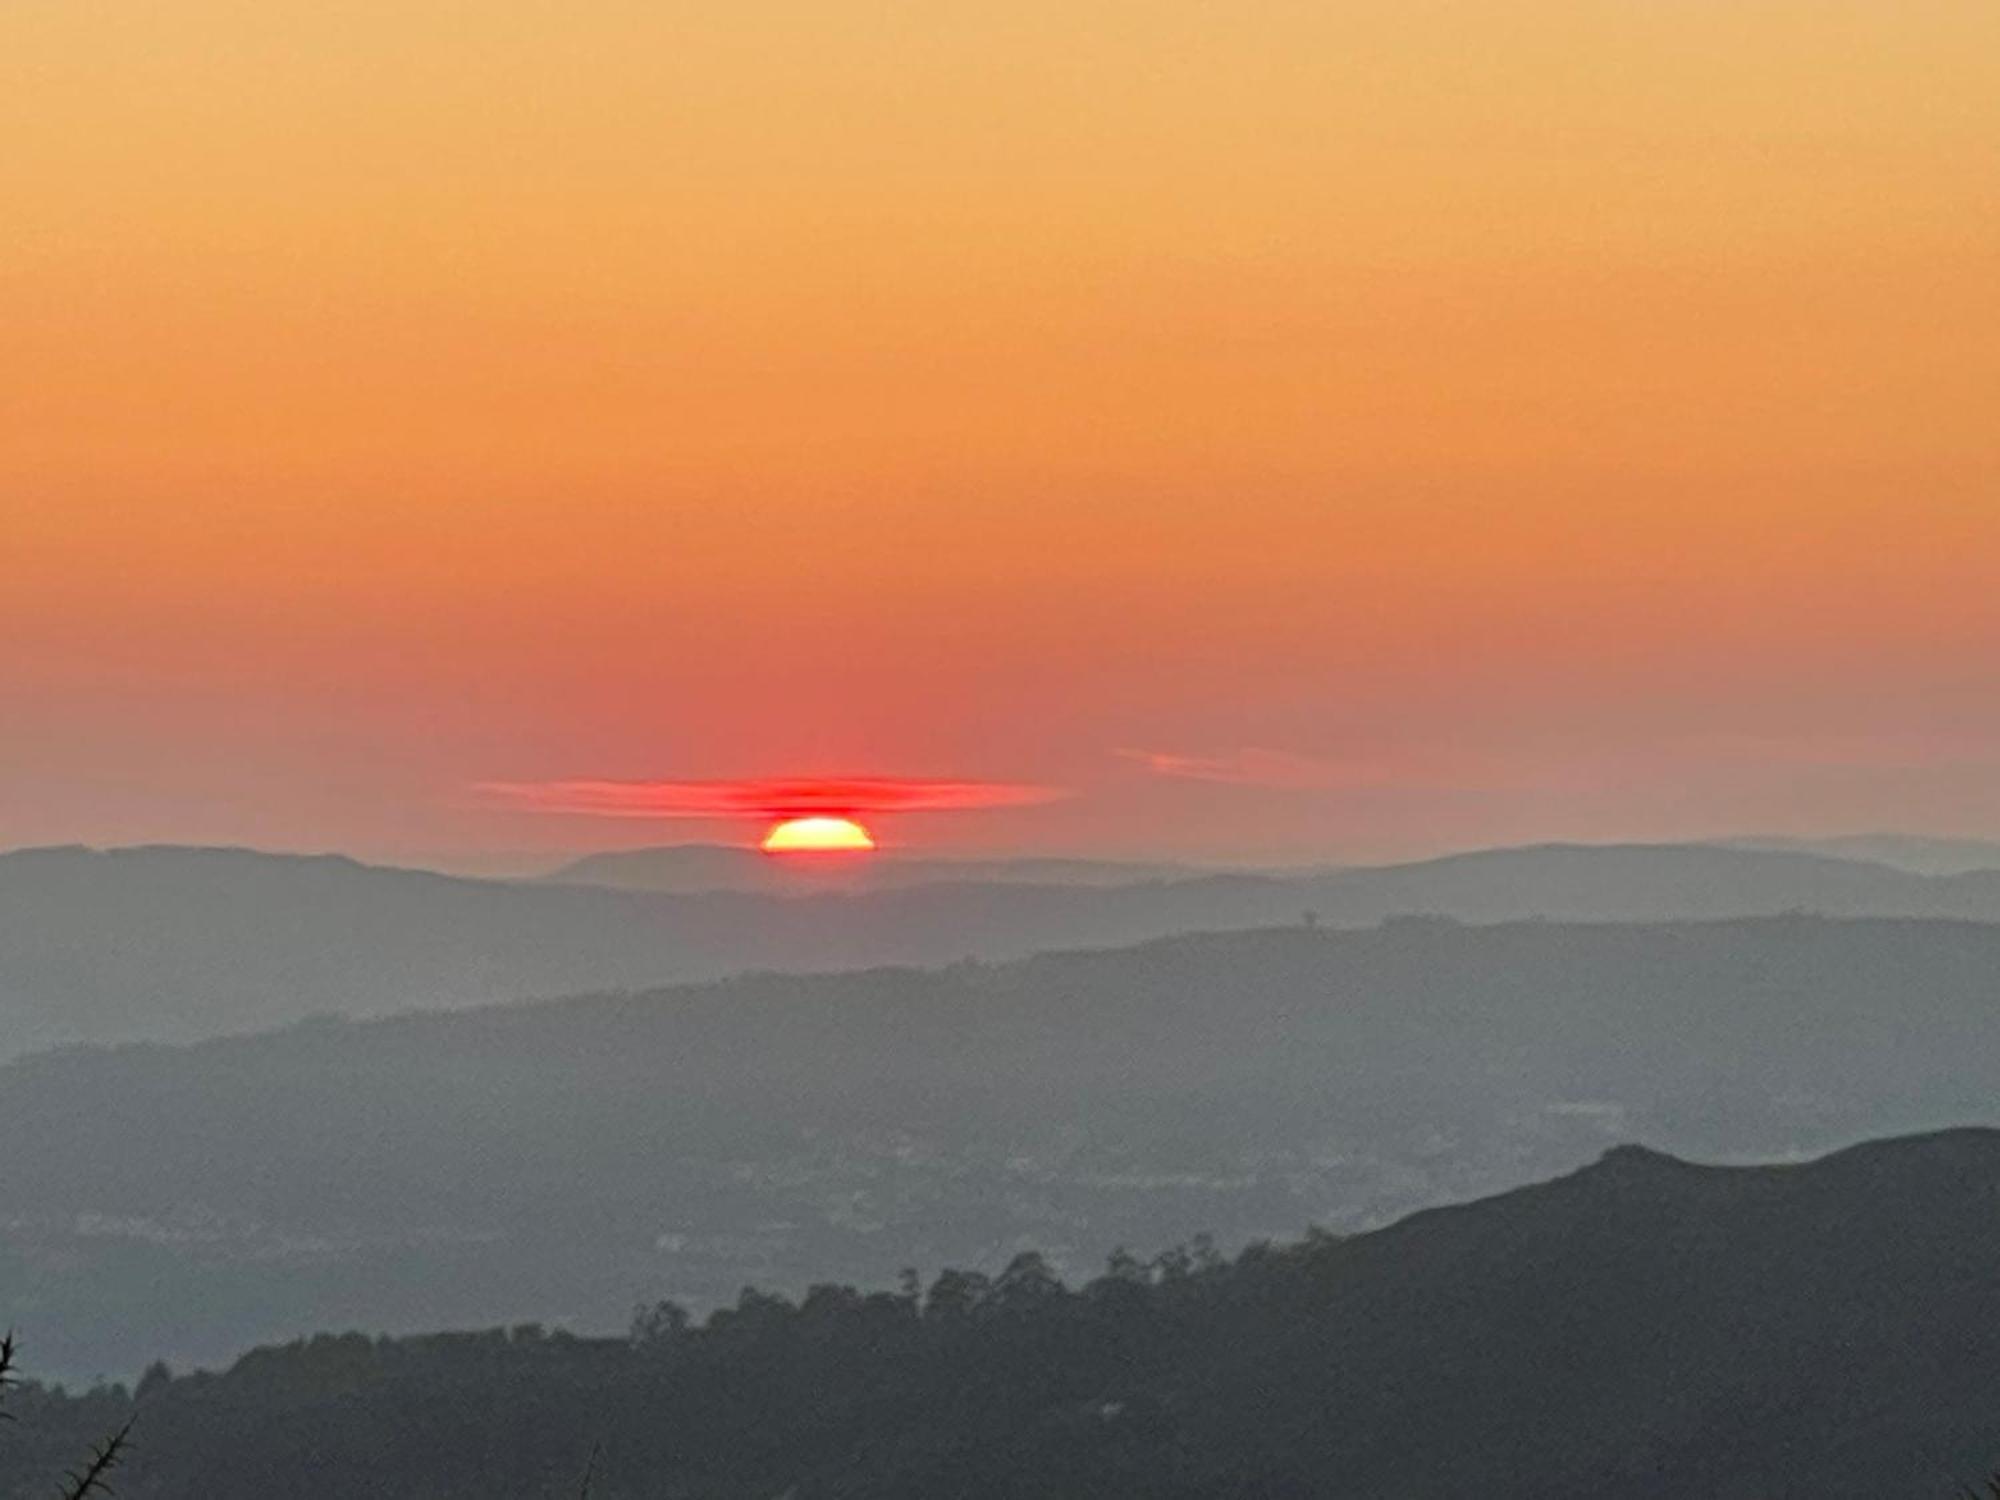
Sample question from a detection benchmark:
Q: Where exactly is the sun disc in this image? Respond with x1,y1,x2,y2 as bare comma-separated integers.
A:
760,815,877,854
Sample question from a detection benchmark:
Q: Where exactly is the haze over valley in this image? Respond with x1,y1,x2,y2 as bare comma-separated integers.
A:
7,907,1998,1381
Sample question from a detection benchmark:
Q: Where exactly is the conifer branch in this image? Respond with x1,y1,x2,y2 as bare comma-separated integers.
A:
57,1417,134,1500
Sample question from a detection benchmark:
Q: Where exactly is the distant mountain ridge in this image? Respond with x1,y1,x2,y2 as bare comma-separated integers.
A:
540,843,1204,894
8,1126,2000,1498
7,838,2000,1057
1718,831,2000,876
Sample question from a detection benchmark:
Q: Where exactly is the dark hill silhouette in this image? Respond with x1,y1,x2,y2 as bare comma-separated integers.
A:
5,915,2000,1380
7,1129,2000,1499
7,840,2000,1056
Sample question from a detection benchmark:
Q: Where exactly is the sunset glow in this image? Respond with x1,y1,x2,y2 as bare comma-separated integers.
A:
761,817,877,855
2,1,1996,863
477,778,1066,820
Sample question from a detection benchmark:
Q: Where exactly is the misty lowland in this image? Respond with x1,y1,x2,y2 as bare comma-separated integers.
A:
8,0,2000,1493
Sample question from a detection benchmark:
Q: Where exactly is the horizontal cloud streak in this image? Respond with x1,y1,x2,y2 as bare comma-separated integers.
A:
1117,747,1403,790
475,776,1071,820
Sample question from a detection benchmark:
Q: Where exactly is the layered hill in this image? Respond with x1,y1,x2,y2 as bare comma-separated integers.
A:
8,839,2000,1055
4,915,1998,1379
1720,833,2000,877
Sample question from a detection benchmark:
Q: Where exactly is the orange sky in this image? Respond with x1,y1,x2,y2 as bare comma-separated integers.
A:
3,1,1996,864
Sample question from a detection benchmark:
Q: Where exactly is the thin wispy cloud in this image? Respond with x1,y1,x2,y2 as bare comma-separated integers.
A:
473,776,1071,820
1115,747,1401,790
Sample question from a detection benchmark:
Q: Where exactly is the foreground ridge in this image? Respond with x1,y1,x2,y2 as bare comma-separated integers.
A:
7,1128,2000,1499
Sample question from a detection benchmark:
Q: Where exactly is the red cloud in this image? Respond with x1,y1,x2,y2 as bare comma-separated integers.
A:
474,776,1070,820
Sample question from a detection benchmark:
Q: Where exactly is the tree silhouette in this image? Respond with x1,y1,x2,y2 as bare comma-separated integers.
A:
1,1332,131,1500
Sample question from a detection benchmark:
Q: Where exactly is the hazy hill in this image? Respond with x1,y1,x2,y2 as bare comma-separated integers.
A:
8,1128,2000,1499
1720,832,2000,876
541,843,1200,893
4,915,1998,1380
8,840,2000,1056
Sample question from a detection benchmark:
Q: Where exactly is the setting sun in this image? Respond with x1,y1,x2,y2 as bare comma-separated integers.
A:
760,816,877,854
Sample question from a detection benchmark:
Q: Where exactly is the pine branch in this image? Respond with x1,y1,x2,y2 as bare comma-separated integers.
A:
1,1329,17,1421
57,1418,133,1500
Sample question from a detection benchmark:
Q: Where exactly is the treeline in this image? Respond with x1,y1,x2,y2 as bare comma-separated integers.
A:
11,1130,2000,1498
0,1235,1326,1500
0,1333,130,1500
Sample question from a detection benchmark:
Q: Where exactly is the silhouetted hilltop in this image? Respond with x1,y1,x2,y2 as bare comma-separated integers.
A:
7,1129,2000,1499
8,839,2000,1056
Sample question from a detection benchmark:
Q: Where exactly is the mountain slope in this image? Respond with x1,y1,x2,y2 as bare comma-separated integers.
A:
7,1129,2000,1499
1720,832,2000,876
7,840,2000,1057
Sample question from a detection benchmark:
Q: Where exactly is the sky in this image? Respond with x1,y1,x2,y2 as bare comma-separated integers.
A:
3,1,1996,866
